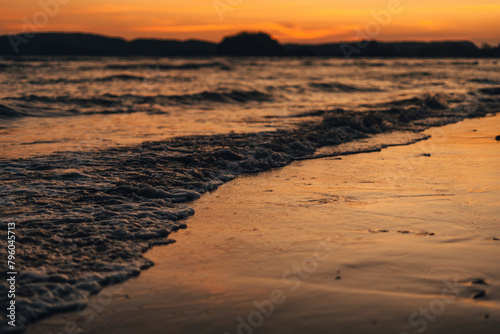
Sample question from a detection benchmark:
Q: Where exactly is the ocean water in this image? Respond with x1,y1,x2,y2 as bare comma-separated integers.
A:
0,57,498,158
0,56,499,332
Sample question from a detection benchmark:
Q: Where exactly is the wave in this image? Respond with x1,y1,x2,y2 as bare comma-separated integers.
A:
96,74,147,82
1,89,273,118
27,74,148,85
26,74,195,85
162,89,272,103
308,81,381,92
0,102,26,118
2,86,499,332
394,71,433,78
470,78,499,84
478,87,500,95
103,61,231,71
438,60,479,66
277,92,461,121
360,92,453,110
4,94,118,107
8,89,271,104
265,84,304,93
352,61,387,67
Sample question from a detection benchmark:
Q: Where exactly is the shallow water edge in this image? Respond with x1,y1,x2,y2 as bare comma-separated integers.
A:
1,93,499,332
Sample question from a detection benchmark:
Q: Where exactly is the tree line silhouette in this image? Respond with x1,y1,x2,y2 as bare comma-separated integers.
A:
1,31,499,57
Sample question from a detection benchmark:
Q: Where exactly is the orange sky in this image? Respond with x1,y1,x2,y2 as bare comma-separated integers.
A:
1,0,499,45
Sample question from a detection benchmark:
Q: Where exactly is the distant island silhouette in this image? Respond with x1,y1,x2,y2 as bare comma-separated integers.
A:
1,31,499,57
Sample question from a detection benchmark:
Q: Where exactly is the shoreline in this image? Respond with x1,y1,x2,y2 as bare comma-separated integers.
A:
1,91,499,332
26,114,500,334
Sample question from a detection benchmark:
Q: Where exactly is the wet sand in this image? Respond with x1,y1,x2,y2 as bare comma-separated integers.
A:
27,114,500,334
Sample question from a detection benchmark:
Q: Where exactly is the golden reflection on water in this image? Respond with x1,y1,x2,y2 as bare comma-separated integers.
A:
0,111,291,159
26,115,500,334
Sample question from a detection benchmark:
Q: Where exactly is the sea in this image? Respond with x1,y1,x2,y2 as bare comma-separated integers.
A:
0,56,499,332
0,57,498,158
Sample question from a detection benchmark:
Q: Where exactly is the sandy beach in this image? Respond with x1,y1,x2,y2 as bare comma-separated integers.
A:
25,113,500,334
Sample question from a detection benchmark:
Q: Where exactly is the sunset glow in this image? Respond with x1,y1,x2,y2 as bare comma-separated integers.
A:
1,0,499,44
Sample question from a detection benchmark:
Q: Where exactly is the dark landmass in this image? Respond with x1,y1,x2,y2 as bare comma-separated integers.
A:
1,31,499,57
217,32,285,56
0,32,217,56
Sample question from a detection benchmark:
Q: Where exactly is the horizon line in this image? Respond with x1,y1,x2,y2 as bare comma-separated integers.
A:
2,30,497,48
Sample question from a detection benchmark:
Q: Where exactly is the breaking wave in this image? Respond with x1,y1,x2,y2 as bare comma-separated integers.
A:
1,84,499,332
104,61,231,71
308,81,381,92
0,89,274,118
